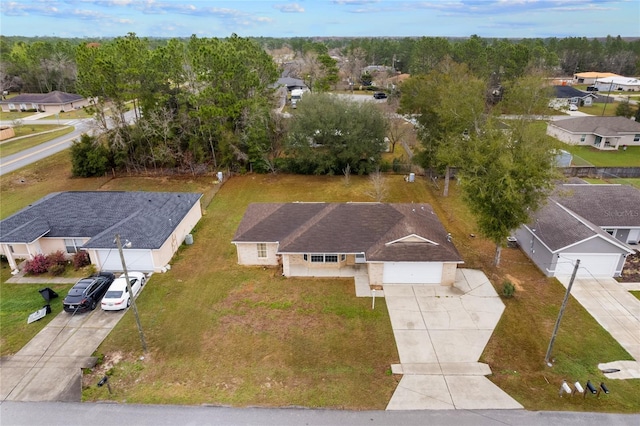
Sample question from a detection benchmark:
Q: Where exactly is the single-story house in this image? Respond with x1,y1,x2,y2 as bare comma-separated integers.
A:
232,202,463,286
514,183,638,278
275,77,308,92
0,91,90,113
595,77,640,92
549,85,598,109
547,116,640,150
0,191,202,273
572,72,621,85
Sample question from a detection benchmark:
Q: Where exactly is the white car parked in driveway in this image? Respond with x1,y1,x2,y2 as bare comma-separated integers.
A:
101,272,146,311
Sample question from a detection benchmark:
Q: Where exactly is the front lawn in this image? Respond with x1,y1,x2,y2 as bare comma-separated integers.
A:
2,163,639,412
563,145,640,167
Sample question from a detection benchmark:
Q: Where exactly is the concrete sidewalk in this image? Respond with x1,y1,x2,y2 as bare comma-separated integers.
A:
556,276,640,380
384,269,523,410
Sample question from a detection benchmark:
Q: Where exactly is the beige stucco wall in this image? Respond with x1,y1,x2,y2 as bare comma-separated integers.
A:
151,200,204,271
441,263,458,286
235,242,279,266
367,263,384,285
0,126,15,141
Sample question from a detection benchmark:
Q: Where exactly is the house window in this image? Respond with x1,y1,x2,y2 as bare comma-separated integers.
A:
257,243,267,258
325,255,338,263
8,103,15,110
634,134,640,142
303,254,308,261
580,134,586,143
64,238,84,254
340,254,346,261
311,255,324,263
8,245,14,253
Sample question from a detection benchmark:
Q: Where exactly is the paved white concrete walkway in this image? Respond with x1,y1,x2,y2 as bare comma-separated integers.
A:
384,269,523,410
557,276,640,379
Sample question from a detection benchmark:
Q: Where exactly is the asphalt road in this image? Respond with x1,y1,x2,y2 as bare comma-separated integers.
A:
0,110,137,177
2,402,639,426
0,120,93,176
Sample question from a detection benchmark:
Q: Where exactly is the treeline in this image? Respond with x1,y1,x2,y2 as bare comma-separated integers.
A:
2,34,639,94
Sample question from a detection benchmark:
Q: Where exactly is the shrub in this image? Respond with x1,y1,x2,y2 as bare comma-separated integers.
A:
502,280,516,298
72,251,91,270
23,254,50,275
47,250,67,266
48,263,66,276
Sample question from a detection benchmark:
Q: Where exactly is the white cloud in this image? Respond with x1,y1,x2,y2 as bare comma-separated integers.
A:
273,3,304,13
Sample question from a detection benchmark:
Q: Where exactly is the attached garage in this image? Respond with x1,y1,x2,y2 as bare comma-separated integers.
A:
94,249,155,272
383,262,443,284
555,253,620,277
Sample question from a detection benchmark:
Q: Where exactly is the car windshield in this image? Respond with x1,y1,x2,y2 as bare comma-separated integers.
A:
104,290,123,299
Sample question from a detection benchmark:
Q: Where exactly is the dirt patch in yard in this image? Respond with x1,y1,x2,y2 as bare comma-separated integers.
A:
618,250,640,282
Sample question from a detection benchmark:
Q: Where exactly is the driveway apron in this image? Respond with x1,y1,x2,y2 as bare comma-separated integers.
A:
556,276,640,379
0,308,125,402
384,269,523,410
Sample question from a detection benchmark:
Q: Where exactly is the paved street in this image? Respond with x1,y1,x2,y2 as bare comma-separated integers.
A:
2,401,640,426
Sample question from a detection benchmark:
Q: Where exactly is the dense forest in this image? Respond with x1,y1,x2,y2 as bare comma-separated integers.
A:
1,35,639,94
1,33,638,176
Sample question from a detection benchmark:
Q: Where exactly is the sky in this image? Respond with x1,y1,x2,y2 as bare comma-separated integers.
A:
0,0,638,39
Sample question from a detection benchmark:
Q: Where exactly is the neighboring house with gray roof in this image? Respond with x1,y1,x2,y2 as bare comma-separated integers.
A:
514,184,638,278
0,191,202,273
232,202,463,286
0,91,90,113
547,116,640,150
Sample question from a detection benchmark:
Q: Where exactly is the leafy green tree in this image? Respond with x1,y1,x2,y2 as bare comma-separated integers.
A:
70,134,110,177
399,58,486,195
458,74,558,266
284,93,387,175
615,99,634,118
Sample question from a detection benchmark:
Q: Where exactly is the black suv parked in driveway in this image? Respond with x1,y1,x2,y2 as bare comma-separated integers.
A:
63,272,115,313
373,92,387,99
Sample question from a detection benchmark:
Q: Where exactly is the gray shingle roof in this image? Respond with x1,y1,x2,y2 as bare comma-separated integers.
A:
553,184,640,228
233,203,462,263
0,191,202,249
0,91,84,105
527,200,600,251
550,116,640,134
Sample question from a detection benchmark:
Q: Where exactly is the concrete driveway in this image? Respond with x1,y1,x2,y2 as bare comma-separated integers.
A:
0,308,126,402
556,276,640,379
384,269,523,410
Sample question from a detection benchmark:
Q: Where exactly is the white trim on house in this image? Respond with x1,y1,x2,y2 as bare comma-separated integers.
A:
385,234,439,246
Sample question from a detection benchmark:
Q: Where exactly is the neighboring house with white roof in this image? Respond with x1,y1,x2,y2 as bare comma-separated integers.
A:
0,191,202,273
232,202,463,286
0,91,90,113
514,184,639,278
594,77,640,92
547,116,640,150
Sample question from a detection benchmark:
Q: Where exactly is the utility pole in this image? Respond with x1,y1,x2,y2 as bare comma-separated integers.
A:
115,234,148,353
545,259,580,366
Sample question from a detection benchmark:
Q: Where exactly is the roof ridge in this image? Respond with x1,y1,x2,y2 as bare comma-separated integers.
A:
279,203,337,248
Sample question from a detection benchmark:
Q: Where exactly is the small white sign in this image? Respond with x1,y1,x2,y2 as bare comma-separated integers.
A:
27,307,47,324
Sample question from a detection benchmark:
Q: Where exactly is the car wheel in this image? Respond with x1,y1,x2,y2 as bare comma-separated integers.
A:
127,298,131,308
90,300,97,311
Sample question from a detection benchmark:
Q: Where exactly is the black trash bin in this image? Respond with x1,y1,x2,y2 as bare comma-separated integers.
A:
39,287,59,303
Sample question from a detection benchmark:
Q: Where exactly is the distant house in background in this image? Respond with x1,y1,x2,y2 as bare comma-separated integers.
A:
547,116,640,150
0,91,90,113
514,183,638,278
572,72,621,85
275,77,308,92
594,76,640,92
550,85,598,109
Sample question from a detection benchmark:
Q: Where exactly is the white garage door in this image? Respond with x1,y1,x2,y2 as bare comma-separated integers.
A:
383,262,443,284
95,249,155,272
555,253,619,277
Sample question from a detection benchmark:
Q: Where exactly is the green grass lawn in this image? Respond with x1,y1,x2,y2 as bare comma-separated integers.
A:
631,291,640,301
562,145,640,167
1,163,639,412
0,127,74,158
0,111,36,120
38,109,92,120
